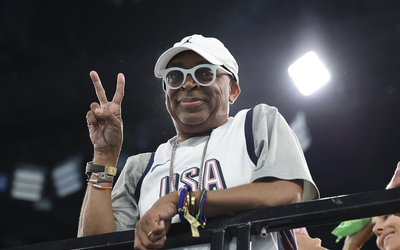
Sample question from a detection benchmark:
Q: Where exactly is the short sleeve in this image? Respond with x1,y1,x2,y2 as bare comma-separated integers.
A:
251,104,319,201
111,152,152,231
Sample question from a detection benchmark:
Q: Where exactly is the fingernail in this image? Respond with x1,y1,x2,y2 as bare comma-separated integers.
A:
95,108,103,115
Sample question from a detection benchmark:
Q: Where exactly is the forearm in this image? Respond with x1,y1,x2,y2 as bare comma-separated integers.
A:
78,179,115,237
201,179,303,217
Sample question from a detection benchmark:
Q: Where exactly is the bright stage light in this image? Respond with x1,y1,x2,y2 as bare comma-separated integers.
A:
288,51,331,96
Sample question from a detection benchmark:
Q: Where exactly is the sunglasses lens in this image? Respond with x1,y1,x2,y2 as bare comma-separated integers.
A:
166,70,184,88
195,66,214,84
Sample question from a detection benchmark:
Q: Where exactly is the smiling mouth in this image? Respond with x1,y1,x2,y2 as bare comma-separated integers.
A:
384,232,394,245
179,98,204,108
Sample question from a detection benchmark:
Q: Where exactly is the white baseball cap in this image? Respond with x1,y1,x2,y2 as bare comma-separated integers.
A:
154,34,239,84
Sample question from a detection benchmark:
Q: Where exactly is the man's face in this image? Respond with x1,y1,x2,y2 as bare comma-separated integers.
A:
164,51,240,139
372,214,400,250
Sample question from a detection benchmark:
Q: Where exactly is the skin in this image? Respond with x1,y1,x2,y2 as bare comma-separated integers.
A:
78,71,124,236
372,215,400,250
164,51,240,142
342,220,374,250
342,161,400,250
78,51,304,250
371,162,400,250
296,233,326,250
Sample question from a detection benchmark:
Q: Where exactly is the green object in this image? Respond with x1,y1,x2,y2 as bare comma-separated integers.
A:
331,218,371,243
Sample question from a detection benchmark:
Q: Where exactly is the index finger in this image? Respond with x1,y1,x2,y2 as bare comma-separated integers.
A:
90,71,108,105
112,73,125,105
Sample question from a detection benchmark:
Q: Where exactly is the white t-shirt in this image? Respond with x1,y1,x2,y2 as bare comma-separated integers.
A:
111,103,319,249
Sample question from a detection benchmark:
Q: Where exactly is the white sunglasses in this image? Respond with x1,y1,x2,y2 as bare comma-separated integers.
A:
160,64,231,90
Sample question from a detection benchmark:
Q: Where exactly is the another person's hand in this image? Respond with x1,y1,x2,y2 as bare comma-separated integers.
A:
134,191,179,250
342,220,374,250
386,161,400,189
296,233,326,250
86,71,125,165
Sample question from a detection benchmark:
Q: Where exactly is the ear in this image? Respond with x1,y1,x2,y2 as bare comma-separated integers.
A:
229,80,241,104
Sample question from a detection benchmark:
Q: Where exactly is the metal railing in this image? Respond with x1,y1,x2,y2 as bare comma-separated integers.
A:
5,187,400,250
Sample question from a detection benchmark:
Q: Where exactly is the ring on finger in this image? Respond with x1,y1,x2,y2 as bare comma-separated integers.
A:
147,231,152,238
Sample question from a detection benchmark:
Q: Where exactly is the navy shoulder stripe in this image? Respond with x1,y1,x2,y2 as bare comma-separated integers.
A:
245,107,258,166
134,152,155,204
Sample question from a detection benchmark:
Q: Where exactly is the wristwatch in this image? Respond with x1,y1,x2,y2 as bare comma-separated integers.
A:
85,162,117,178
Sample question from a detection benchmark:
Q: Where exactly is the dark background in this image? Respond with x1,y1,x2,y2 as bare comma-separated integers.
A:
1,0,400,249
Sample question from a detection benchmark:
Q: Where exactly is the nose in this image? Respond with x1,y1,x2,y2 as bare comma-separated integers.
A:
181,73,200,90
373,222,383,236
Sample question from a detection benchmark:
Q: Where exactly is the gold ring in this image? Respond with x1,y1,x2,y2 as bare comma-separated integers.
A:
147,231,152,238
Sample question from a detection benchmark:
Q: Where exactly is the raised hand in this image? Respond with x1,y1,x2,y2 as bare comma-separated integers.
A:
386,161,400,189
296,233,325,250
342,220,374,250
86,71,125,166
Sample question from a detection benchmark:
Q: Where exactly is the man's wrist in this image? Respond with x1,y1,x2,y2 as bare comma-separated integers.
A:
92,152,119,167
85,162,117,178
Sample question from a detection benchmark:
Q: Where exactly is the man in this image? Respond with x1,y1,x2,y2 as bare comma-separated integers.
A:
78,34,319,249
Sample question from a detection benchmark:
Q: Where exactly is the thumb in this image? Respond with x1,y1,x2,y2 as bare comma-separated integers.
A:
152,219,166,235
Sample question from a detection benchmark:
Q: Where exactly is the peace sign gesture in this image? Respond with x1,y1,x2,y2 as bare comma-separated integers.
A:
86,71,125,166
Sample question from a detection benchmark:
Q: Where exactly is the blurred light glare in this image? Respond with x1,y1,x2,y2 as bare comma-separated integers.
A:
34,198,53,211
11,166,45,202
0,173,8,192
288,51,331,96
290,111,312,152
52,156,82,198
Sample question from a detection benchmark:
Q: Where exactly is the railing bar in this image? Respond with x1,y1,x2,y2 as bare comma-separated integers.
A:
236,223,251,250
211,229,225,250
6,188,400,250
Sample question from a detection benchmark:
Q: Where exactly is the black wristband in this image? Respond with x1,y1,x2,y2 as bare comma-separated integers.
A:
85,162,117,178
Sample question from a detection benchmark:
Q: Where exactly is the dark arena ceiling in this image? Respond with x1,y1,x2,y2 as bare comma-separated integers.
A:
1,0,400,249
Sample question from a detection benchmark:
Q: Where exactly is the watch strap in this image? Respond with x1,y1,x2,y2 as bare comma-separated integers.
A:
85,162,117,178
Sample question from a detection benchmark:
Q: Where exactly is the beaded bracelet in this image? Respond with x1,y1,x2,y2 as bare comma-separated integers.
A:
87,182,113,190
86,179,113,183
178,184,191,223
178,184,201,237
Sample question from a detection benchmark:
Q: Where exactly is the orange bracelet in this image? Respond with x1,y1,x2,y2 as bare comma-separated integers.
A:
87,182,113,190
